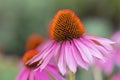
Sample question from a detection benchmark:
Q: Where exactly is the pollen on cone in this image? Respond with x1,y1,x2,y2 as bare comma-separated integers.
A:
26,34,43,50
50,9,85,41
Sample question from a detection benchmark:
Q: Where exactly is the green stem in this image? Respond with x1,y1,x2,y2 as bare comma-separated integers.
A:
93,66,103,80
69,71,75,80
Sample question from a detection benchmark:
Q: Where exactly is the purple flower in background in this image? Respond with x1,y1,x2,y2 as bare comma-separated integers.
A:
17,50,65,80
28,9,114,75
112,31,120,67
112,31,120,44
112,74,120,80
96,31,120,75
96,58,114,75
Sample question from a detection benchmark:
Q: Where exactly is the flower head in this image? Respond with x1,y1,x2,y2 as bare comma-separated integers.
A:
17,34,64,80
26,34,43,50
22,50,40,68
50,10,85,41
17,50,65,80
28,9,114,75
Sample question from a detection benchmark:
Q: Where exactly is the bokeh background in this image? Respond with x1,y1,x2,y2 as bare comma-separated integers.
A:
0,0,120,80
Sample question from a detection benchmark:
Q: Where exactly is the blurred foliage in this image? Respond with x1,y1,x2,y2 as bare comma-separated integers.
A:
0,0,120,56
0,55,19,80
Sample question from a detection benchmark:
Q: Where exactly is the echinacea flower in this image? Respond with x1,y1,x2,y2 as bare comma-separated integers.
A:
28,9,114,75
17,50,65,80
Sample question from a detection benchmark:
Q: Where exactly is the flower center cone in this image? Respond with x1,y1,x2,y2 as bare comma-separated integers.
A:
50,9,85,41
22,50,39,68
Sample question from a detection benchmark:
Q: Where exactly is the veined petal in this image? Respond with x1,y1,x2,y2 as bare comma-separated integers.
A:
74,39,93,63
81,37,105,61
85,35,115,44
39,43,60,70
65,41,77,73
85,35,114,51
95,45,111,58
84,36,111,58
58,42,66,75
72,41,88,70
27,40,54,65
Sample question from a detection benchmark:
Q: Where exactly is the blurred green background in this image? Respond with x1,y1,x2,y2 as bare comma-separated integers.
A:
0,0,120,80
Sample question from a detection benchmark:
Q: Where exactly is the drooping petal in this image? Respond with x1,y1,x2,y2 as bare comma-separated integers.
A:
85,35,114,51
81,37,105,61
27,40,55,64
84,36,112,58
17,68,30,80
65,41,77,73
39,42,60,70
72,41,88,70
94,44,111,58
58,42,66,75
46,64,65,80
86,35,114,44
74,39,93,64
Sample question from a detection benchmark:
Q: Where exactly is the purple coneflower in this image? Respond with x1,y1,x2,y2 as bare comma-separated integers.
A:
112,74,120,80
17,50,65,80
96,58,113,75
96,31,120,75
28,9,114,75
111,31,120,67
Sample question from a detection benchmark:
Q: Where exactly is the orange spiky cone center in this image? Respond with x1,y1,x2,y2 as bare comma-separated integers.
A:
26,34,43,51
22,50,39,68
50,9,85,41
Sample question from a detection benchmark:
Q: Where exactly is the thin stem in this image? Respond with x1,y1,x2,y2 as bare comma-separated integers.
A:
69,71,75,80
93,66,103,80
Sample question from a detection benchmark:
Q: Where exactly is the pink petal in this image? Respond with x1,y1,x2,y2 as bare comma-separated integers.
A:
39,43,60,70
85,36,111,58
58,42,66,75
85,35,114,44
27,40,54,64
65,41,77,73
81,37,105,61
46,64,65,80
17,68,30,80
85,35,114,51
36,70,50,80
74,39,93,64
72,41,88,70
95,44,111,58
29,70,34,80
111,31,120,44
